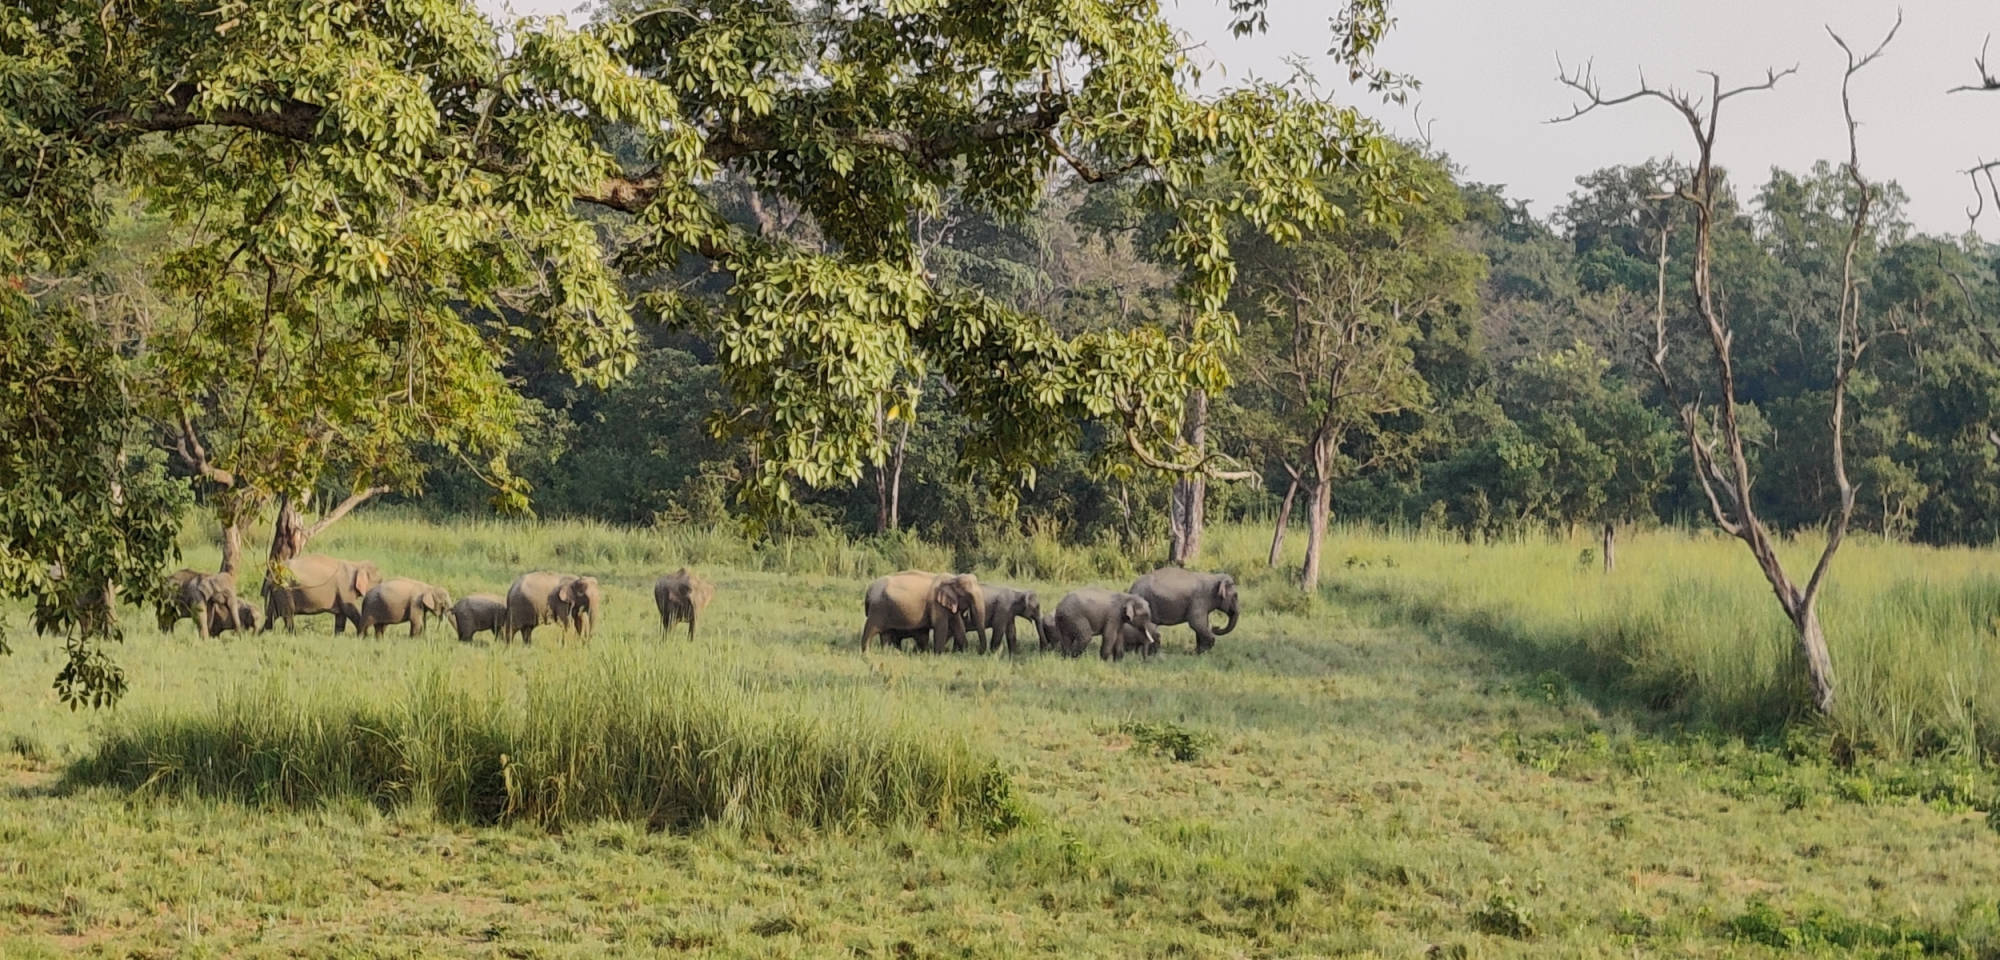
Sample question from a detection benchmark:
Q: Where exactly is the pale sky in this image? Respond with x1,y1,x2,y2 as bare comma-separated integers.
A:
479,0,2000,237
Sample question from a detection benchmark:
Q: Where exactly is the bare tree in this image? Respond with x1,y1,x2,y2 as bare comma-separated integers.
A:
1553,14,1900,714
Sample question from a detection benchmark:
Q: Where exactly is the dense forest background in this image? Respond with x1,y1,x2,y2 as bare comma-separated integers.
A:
389,154,2000,557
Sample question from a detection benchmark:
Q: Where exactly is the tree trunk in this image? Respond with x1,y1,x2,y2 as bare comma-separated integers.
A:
1601,521,1616,573
270,493,307,563
220,516,244,575
1167,389,1209,565
1267,474,1299,567
888,414,908,532
1301,476,1331,590
1792,602,1838,714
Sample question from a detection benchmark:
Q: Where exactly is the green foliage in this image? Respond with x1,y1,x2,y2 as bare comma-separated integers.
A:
1117,720,1215,763
0,292,189,706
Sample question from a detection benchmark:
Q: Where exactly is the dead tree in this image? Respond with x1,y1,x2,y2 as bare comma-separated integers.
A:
1552,14,1900,715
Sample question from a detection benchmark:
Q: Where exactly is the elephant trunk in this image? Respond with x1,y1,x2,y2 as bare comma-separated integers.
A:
1214,604,1238,636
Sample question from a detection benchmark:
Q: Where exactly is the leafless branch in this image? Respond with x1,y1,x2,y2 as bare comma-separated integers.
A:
1947,34,2000,93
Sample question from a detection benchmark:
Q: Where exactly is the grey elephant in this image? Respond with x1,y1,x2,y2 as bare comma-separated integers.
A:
1051,588,1161,661
858,571,986,653
176,570,245,640
1129,567,1238,654
359,578,452,639
202,598,261,637
1038,611,1064,653
448,593,507,643
978,584,1042,654
504,571,603,645
653,568,715,641
157,568,204,633
263,554,382,634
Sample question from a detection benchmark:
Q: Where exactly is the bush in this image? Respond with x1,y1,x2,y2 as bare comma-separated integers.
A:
68,653,1013,834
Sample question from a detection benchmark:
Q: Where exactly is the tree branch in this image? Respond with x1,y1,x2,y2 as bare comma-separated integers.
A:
1947,34,1999,93
303,485,392,539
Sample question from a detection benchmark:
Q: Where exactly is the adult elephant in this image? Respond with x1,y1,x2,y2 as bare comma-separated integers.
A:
979,584,1041,655
174,570,244,640
1129,568,1238,654
447,593,507,643
1051,588,1160,661
504,572,603,645
263,554,382,634
858,571,985,653
653,568,715,642
157,568,204,633
359,578,452,639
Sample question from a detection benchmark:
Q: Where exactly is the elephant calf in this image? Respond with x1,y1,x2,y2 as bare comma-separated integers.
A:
653,568,715,641
1129,567,1239,654
359,578,453,639
203,599,261,637
1052,589,1161,661
448,594,507,643
979,584,1041,655
505,571,603,645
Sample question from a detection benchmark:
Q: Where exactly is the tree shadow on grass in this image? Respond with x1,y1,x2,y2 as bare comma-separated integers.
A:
1319,579,1799,742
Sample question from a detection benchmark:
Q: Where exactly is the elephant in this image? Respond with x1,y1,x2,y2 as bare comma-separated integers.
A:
858,571,986,653
1051,588,1160,661
978,583,1042,654
1038,611,1063,653
359,578,452,639
157,568,204,633
1129,567,1239,654
176,570,244,640
653,568,714,641
263,554,382,634
202,598,261,637
448,593,507,643
504,571,602,645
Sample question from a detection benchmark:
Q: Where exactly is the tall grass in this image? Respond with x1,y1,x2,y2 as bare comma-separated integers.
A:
1198,521,2000,758
66,651,1016,833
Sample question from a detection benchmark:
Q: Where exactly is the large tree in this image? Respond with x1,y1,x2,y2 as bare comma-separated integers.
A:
1232,146,1481,588
4,0,1406,698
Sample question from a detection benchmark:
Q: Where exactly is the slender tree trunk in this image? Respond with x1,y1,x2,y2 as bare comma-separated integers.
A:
220,515,244,575
872,404,911,533
889,415,908,532
1300,431,1335,590
1601,521,1616,574
1267,472,1299,567
1167,389,1208,565
1791,602,1838,715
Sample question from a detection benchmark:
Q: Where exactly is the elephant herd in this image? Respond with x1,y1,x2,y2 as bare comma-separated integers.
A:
159,555,714,645
859,566,1239,661
158,552,1236,660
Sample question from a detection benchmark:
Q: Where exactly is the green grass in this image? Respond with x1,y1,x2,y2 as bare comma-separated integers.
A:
1,511,1998,956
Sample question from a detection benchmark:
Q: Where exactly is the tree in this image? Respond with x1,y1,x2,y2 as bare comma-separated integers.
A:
6,0,1408,700
1233,146,1482,588
1554,16,1902,713
1500,345,1675,569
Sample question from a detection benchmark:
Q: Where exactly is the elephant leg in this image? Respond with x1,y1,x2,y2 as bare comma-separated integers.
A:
1191,608,1217,654
859,618,880,652
686,612,697,643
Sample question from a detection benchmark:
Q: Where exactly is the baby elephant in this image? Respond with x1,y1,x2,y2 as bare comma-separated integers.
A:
359,578,452,639
448,594,507,643
1052,589,1161,661
202,598,262,637
653,568,715,641
979,584,1041,654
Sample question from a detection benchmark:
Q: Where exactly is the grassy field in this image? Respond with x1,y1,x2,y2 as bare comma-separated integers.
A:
3,513,1999,957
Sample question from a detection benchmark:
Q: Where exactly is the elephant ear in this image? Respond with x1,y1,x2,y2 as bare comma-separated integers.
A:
1218,576,1237,605
1124,597,1148,624
932,581,961,613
